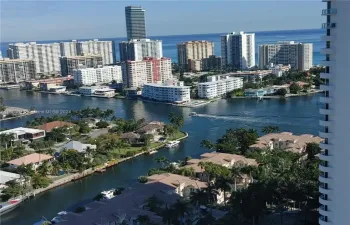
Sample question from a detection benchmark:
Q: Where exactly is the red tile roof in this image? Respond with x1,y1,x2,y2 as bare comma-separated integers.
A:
7,153,53,166
36,121,75,132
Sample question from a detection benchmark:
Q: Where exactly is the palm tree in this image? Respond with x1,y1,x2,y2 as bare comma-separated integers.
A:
231,166,243,191
215,176,232,205
136,215,151,225
0,133,15,149
190,189,209,206
155,156,169,169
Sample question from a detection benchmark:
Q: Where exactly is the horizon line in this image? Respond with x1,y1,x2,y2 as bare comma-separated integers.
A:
1,27,322,44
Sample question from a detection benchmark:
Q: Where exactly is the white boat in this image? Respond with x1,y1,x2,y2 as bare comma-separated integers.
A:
148,150,158,154
0,198,22,216
166,141,180,148
189,112,198,116
101,189,115,200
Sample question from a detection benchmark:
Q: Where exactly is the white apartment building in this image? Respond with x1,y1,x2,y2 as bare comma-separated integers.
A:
198,75,243,99
258,41,313,71
73,65,122,86
221,32,255,70
142,80,191,103
0,58,37,83
119,39,163,61
60,40,78,57
319,1,349,225
76,39,114,65
122,57,172,88
7,42,61,74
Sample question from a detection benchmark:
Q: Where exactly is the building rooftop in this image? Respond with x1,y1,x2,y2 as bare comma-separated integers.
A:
136,122,164,134
120,132,141,140
7,153,53,166
63,141,96,153
0,127,45,136
143,83,190,88
249,132,323,153
35,121,75,132
0,171,21,184
147,173,208,189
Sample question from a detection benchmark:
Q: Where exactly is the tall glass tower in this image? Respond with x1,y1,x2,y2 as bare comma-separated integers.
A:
319,0,350,224
125,6,146,40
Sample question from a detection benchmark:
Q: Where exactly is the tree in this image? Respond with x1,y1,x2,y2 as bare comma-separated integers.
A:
141,134,153,146
190,189,210,206
1,181,24,201
96,121,109,129
144,195,164,213
200,140,215,150
169,112,184,129
155,156,169,169
215,175,232,205
262,126,280,134
164,124,177,137
305,142,321,160
31,174,52,189
37,161,52,176
0,133,15,149
289,82,301,94
138,176,148,183
276,88,288,96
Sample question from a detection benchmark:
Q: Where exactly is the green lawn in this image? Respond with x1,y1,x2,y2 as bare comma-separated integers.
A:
168,131,187,141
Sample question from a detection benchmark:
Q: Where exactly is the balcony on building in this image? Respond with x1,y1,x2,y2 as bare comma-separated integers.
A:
322,9,337,15
319,107,332,116
319,119,331,127
321,35,334,42
320,48,334,55
322,23,336,29
320,84,333,92
319,96,332,104
321,60,334,67
319,162,332,173
320,73,331,79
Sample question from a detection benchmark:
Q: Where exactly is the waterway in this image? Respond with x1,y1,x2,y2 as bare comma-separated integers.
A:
0,90,321,225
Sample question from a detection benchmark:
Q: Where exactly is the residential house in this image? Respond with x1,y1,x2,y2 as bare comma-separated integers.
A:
184,152,257,188
120,132,141,144
0,127,45,142
0,171,23,192
249,132,323,154
136,121,165,139
7,153,53,170
35,121,75,133
63,141,96,154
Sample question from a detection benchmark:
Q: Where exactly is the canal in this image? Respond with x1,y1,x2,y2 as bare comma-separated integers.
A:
0,90,321,225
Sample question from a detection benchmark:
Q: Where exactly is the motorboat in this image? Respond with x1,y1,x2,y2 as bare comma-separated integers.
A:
148,150,158,154
101,189,115,200
189,112,198,116
166,141,180,148
0,198,22,215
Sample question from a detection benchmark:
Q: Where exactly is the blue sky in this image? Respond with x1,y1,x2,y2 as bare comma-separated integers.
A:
0,0,323,42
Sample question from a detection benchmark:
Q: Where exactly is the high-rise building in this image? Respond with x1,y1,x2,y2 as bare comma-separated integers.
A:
73,65,122,86
177,41,214,70
221,32,255,70
60,41,78,57
319,1,349,225
258,41,313,71
60,55,103,76
125,6,146,40
0,58,36,83
76,39,115,65
7,42,61,75
121,57,172,88
119,39,162,61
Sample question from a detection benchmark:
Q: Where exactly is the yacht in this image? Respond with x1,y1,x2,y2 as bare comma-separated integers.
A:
0,198,22,215
166,141,180,148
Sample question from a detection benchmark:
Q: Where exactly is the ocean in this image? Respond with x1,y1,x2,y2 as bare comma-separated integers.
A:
0,28,324,65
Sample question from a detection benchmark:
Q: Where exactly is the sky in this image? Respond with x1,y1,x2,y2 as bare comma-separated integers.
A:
0,0,323,42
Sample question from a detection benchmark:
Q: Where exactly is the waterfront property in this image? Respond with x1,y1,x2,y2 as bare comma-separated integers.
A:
141,80,191,104
62,141,96,154
121,57,172,88
0,171,22,189
0,58,37,83
24,76,74,90
6,153,53,170
0,127,45,142
47,86,66,93
73,65,122,86
60,55,103,76
244,87,277,97
198,75,243,99
78,86,115,97
184,152,257,187
249,132,323,154
258,41,313,71
136,121,165,136
35,121,76,133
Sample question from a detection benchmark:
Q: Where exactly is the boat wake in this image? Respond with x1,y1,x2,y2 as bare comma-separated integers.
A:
193,113,314,125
